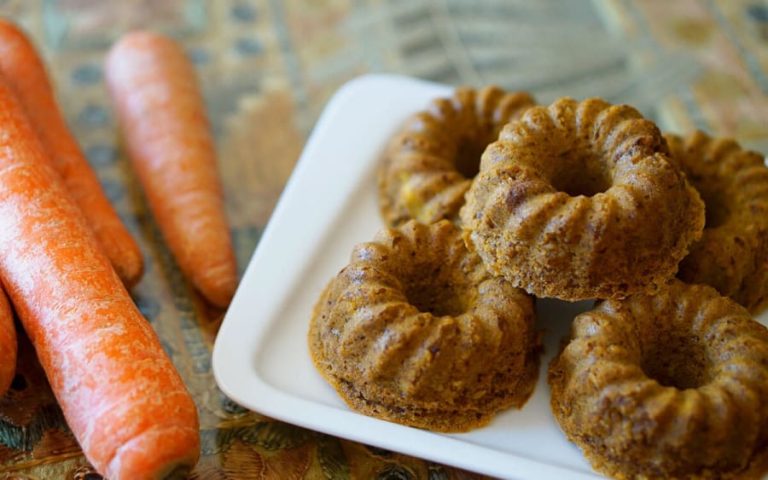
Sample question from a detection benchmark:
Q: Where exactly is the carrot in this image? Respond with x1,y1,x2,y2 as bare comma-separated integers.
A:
0,75,199,479
0,19,144,287
105,31,237,308
0,288,17,397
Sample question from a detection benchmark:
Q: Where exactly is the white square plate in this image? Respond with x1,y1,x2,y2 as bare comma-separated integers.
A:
212,74,768,480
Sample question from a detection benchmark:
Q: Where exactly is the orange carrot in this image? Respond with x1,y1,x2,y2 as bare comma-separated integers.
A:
0,19,144,286
105,31,237,308
0,288,17,396
0,75,199,479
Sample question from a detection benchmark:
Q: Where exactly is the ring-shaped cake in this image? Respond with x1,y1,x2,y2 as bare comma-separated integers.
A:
378,86,535,226
666,131,768,313
460,97,705,300
549,279,768,479
308,220,540,432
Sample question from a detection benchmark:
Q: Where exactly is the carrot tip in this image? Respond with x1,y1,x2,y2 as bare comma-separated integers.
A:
106,424,199,480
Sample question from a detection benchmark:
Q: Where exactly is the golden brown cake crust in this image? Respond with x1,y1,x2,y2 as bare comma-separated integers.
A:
549,279,768,480
378,86,535,227
308,220,540,432
666,131,768,313
459,97,705,301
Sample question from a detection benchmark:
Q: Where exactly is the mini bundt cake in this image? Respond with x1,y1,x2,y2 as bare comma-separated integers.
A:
666,131,768,313
308,220,540,432
460,97,705,301
549,279,768,480
378,86,535,227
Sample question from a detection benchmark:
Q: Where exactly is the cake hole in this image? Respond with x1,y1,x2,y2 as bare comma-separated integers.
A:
403,266,467,317
641,334,711,389
698,187,730,229
548,149,612,197
454,132,494,179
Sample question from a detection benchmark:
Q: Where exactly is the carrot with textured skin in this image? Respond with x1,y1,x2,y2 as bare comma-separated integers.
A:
105,31,237,308
0,289,16,396
0,76,199,479
0,19,144,286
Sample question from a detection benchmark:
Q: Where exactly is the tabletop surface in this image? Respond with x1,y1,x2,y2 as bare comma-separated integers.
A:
0,0,766,479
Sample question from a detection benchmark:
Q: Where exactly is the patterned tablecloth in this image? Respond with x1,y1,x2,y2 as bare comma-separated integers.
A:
0,0,766,478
